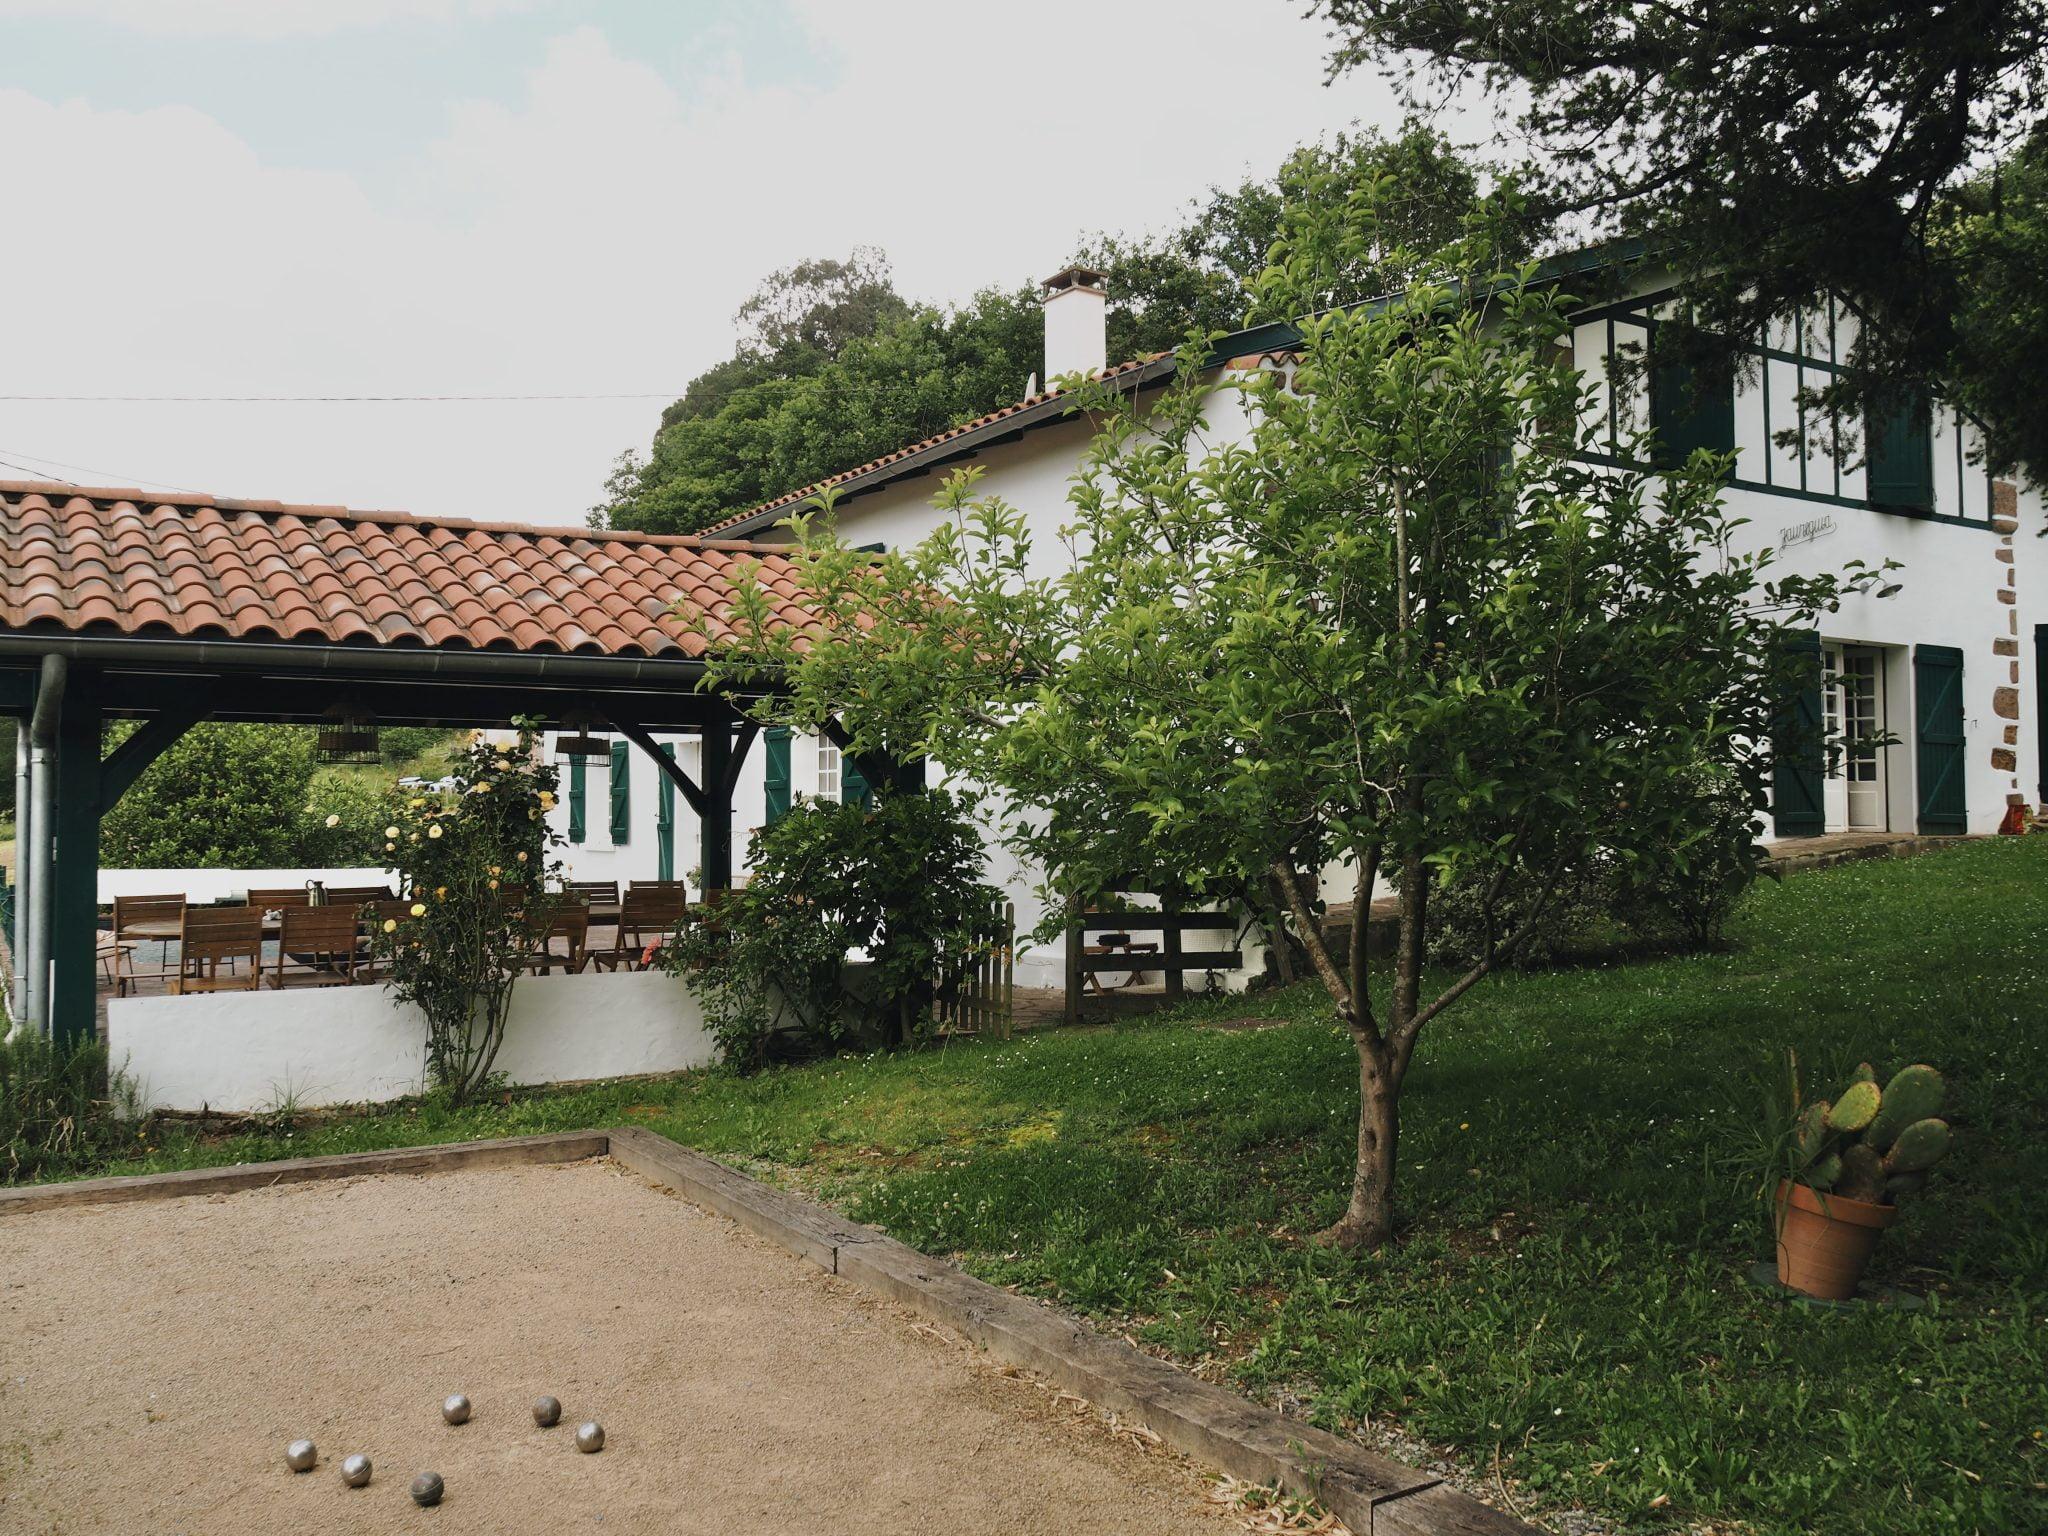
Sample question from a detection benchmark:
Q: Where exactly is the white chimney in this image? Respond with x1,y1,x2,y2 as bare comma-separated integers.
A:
1040,264,1108,388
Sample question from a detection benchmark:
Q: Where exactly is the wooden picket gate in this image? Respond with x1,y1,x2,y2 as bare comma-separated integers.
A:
934,898,1015,1039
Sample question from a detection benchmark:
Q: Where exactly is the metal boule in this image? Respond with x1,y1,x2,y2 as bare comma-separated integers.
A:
339,1453,372,1488
284,1438,318,1473
410,1470,445,1507
533,1395,562,1428
441,1393,472,1425
574,1421,605,1454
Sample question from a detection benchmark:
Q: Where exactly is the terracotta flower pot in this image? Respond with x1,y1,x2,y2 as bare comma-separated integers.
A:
1774,1180,1898,1299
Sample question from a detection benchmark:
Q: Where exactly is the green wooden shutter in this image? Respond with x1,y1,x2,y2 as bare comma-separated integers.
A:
1771,630,1825,838
1651,352,1734,471
1914,644,1967,834
608,740,631,845
764,727,791,824
841,749,871,810
2036,625,2048,802
1868,391,1935,510
656,743,675,881
567,754,586,844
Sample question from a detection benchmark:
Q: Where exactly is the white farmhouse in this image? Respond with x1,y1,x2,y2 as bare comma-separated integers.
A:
551,258,2044,986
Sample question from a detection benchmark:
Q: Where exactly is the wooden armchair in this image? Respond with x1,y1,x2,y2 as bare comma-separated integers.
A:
566,879,620,907
111,892,186,996
171,905,263,994
515,903,590,975
589,884,688,971
273,904,365,988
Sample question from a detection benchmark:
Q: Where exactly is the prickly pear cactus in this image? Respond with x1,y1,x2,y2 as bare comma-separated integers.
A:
1805,1151,1843,1192
1865,1065,1945,1151
1826,1079,1881,1134
1849,1062,1878,1086
1834,1142,1887,1202
1795,1100,1832,1164
1884,1117,1952,1175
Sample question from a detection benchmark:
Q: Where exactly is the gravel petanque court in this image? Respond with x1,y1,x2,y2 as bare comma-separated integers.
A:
0,1160,1229,1534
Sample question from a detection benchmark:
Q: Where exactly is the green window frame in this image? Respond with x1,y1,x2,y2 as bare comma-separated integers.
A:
764,726,792,824
1867,390,1935,511
608,740,631,846
567,754,586,844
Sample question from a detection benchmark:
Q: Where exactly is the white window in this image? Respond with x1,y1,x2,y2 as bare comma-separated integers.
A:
815,739,841,803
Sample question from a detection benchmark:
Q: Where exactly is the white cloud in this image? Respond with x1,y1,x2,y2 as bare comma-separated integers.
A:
0,0,541,37
0,4,1433,523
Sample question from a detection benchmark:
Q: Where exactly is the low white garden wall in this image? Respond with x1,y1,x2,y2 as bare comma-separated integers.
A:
108,970,719,1114
98,867,398,904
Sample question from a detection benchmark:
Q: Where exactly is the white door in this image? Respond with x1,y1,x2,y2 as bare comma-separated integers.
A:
1840,648,1886,830
1822,645,1849,832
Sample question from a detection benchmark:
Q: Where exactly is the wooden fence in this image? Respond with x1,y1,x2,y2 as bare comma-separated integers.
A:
1064,897,1243,1025
934,898,1015,1039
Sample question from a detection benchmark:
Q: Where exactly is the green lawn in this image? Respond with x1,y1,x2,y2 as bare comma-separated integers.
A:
44,839,2048,1535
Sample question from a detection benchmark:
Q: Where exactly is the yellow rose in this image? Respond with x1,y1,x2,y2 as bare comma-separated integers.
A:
539,791,557,809
384,825,400,839
409,797,426,809
487,879,499,890
382,918,397,933
324,813,340,828
427,825,443,839
409,903,426,917
384,841,396,852
515,851,527,863
472,782,491,794
435,886,447,899
494,758,511,770
489,866,502,877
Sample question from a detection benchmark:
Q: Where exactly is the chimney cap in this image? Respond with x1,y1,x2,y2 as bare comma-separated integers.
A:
1041,264,1107,297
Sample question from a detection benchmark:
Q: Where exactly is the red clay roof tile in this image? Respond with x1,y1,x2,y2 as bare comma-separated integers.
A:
0,482,820,661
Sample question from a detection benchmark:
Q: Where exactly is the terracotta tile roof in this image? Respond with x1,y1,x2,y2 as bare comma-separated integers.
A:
0,481,816,660
696,350,1173,536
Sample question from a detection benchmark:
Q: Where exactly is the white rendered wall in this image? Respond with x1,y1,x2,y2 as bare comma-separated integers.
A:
109,970,718,1114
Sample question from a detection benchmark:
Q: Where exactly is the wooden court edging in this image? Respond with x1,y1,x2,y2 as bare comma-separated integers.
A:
0,1130,610,1216
606,1125,1534,1536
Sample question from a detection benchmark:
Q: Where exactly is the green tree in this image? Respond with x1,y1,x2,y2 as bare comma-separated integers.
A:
595,132,1500,536
693,190,1868,1250
100,724,319,868
1310,0,2048,476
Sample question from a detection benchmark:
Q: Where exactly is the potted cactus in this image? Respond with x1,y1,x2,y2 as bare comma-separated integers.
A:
1774,1061,1953,1299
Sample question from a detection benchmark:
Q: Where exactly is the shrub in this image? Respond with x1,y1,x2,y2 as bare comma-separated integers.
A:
300,772,391,866
660,789,1001,1068
1429,768,1763,968
0,1031,139,1183
370,728,564,1104
100,723,319,868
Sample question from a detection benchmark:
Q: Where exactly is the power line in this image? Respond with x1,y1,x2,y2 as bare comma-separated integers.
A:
0,391,681,403
0,445,203,494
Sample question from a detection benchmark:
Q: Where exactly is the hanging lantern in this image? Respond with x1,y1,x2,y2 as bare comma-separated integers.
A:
314,700,380,765
552,706,611,761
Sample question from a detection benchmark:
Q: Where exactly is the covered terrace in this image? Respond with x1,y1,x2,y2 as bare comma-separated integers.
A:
0,480,903,1052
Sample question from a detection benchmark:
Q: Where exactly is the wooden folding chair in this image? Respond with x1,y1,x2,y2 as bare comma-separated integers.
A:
111,892,186,996
272,904,365,988
589,884,688,971
515,904,590,975
171,905,263,994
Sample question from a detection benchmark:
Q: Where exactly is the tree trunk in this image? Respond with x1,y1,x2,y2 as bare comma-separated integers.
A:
1319,1033,1401,1250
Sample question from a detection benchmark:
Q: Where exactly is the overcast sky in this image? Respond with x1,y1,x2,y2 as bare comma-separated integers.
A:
0,1,1456,525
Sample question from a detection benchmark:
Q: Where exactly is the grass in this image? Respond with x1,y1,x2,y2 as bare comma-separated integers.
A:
28,839,2048,1534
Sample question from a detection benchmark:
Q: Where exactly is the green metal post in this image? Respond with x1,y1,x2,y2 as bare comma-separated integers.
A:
50,667,103,1049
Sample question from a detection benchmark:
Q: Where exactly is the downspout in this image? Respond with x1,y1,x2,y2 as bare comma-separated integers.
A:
21,654,65,1039
7,719,28,1030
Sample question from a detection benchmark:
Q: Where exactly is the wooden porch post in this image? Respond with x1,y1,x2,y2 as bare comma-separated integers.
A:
700,719,732,894
50,666,103,1049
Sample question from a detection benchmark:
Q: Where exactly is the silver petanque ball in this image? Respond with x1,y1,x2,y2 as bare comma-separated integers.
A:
574,1421,605,1454
339,1453,372,1488
532,1395,562,1428
284,1439,318,1473
441,1393,472,1425
409,1471,445,1507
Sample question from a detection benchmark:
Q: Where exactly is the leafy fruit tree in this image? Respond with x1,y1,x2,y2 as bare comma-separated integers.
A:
1307,0,2048,477
696,189,1868,1250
